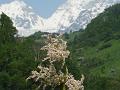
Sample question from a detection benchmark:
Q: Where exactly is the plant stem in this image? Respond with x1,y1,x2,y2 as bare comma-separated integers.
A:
61,83,66,90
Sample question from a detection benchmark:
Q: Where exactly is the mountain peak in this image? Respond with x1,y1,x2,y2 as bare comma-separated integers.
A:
10,0,26,6
0,0,27,16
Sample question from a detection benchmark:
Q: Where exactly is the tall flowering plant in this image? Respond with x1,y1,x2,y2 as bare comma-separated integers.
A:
27,35,84,90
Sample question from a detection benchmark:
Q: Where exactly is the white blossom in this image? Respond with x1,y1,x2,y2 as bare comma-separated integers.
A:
65,74,85,90
41,35,70,64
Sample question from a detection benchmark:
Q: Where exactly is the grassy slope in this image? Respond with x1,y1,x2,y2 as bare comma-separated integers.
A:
84,40,120,78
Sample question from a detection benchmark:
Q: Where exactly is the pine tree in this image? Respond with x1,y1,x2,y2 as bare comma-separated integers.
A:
0,13,17,44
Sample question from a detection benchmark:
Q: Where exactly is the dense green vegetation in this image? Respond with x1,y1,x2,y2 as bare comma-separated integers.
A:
0,4,120,90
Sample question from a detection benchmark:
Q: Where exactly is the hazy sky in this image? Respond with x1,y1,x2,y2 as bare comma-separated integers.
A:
0,0,66,18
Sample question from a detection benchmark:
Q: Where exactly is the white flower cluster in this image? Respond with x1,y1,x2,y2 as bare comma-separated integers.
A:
65,74,85,90
27,64,69,89
26,65,50,82
41,35,70,64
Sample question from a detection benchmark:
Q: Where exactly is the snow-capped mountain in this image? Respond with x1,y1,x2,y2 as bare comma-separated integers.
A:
62,0,120,33
0,0,44,36
0,0,120,36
